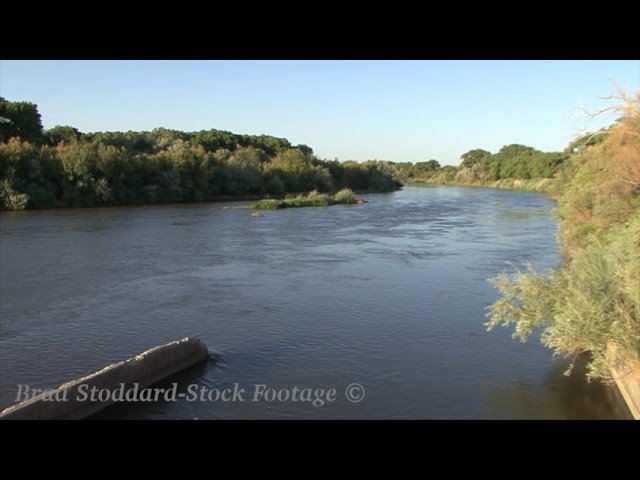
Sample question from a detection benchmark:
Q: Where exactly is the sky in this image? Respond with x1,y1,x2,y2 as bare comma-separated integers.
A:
0,60,638,165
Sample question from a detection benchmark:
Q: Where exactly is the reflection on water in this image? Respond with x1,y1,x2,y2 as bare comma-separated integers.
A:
486,354,632,419
0,186,629,419
500,208,551,221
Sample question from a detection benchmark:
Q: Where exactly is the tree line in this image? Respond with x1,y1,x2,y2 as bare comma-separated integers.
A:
0,97,401,210
328,144,570,187
0,95,576,212
382,145,569,185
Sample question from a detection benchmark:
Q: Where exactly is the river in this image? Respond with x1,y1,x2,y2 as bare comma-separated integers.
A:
0,185,630,419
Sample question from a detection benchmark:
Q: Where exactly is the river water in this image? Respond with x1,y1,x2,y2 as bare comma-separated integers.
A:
0,185,630,419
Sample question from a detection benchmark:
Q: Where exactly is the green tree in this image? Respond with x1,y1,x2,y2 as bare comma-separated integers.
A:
296,144,314,156
227,146,263,193
45,125,82,146
460,149,491,168
0,99,403,209
265,175,285,195
414,159,441,174
0,97,44,143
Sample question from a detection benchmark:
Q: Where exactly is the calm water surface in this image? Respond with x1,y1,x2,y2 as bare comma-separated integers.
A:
0,186,630,418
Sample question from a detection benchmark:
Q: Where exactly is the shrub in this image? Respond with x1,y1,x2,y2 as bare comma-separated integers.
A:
334,188,357,204
486,212,640,380
0,179,29,210
487,87,640,380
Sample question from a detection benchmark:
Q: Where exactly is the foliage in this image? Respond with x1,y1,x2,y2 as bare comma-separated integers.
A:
333,188,358,204
0,178,29,210
45,125,82,146
364,143,568,188
245,199,286,210
0,98,401,210
460,149,491,168
564,131,610,154
240,188,360,210
554,109,640,256
458,144,569,181
487,212,640,380
486,88,640,381
0,97,44,144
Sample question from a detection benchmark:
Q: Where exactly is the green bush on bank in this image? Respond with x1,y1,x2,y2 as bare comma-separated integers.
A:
487,211,640,380
486,89,640,380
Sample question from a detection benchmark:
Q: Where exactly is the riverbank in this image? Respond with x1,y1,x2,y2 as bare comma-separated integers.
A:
485,91,639,419
409,164,639,420
406,177,561,197
607,343,640,419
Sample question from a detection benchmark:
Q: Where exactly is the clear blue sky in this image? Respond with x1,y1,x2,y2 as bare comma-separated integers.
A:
1,60,638,165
